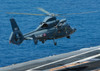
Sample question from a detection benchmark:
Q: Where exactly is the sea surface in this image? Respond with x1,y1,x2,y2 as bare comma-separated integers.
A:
0,0,100,67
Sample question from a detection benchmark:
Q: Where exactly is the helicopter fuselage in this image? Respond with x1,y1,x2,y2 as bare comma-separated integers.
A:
24,23,76,44
9,18,76,45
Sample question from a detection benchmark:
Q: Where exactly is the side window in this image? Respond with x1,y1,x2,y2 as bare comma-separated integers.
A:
41,24,48,28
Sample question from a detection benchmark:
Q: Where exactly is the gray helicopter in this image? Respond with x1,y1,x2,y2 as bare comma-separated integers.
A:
9,8,98,45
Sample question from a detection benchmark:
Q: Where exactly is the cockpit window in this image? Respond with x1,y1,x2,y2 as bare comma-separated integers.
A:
46,17,56,22
41,24,48,28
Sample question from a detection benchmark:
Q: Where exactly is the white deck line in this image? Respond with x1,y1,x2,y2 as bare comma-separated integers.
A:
26,48,100,71
48,54,100,71
65,54,100,65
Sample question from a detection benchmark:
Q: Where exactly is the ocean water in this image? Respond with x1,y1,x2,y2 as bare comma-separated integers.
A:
0,0,100,67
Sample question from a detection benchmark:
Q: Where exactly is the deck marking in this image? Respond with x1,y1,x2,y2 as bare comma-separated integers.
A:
27,48,100,71
50,54,100,71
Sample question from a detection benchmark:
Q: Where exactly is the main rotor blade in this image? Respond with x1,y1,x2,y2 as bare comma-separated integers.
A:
37,7,51,15
56,10,99,16
7,12,46,16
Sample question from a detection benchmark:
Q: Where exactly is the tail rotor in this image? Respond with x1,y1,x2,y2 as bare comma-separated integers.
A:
9,18,24,45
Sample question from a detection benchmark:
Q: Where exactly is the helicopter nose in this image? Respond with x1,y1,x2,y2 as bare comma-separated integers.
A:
70,28,76,34
72,28,76,33
74,28,76,31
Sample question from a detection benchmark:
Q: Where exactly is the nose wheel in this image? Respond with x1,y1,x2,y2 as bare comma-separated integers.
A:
54,42,57,45
53,39,57,46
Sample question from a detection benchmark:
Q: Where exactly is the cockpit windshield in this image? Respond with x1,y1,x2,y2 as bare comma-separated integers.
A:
43,16,56,22
46,17,56,22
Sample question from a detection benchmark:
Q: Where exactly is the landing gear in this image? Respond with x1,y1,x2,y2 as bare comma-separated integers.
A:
33,36,38,45
53,39,57,46
34,39,38,45
42,40,45,44
66,36,70,39
54,42,57,45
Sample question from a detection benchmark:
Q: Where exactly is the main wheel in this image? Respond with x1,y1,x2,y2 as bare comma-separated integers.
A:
34,39,38,45
54,42,57,46
66,36,70,39
42,41,45,44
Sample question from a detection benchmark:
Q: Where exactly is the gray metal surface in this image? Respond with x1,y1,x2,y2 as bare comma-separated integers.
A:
57,59,100,71
0,46,100,71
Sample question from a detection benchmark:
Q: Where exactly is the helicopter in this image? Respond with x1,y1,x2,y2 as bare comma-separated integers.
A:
9,8,98,45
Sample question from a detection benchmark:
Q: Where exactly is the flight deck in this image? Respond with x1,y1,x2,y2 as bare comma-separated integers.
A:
0,46,100,71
